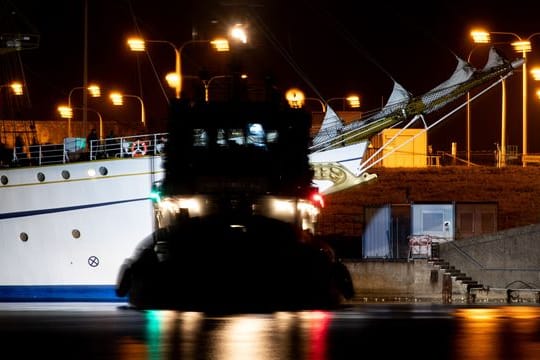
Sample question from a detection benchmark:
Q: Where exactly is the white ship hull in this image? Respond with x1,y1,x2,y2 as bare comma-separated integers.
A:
0,154,164,301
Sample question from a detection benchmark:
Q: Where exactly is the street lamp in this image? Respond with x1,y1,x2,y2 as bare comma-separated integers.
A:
109,92,146,127
326,95,361,110
67,84,101,137
285,90,361,113
474,30,540,166
0,81,23,95
203,74,247,102
57,105,103,139
127,37,230,99
285,88,305,108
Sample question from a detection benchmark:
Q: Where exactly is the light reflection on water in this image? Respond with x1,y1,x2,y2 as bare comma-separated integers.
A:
114,305,540,360
0,303,538,359
139,310,334,360
453,306,540,360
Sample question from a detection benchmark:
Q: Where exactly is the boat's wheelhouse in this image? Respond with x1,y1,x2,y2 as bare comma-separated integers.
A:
153,99,322,234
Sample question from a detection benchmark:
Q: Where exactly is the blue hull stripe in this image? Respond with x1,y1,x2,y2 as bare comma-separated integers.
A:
0,285,127,302
0,197,150,220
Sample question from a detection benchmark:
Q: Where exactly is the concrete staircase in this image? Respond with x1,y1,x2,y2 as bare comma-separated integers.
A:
429,242,483,303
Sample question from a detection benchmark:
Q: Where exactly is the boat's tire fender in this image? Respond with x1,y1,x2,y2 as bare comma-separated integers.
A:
332,261,354,299
116,264,132,297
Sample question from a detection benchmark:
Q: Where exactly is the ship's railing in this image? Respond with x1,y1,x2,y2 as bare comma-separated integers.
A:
88,133,168,160
11,133,168,166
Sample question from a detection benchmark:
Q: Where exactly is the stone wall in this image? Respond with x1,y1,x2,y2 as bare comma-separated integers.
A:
0,119,134,148
343,259,447,301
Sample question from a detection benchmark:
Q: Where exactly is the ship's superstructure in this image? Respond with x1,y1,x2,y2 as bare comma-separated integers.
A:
116,98,354,311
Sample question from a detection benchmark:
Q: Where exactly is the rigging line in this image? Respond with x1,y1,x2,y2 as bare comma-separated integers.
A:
247,8,324,100
359,74,509,174
360,115,421,173
2,0,40,34
300,0,396,84
126,0,170,105
380,4,458,59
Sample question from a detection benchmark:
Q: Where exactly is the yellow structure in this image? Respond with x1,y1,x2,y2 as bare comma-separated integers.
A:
370,128,428,168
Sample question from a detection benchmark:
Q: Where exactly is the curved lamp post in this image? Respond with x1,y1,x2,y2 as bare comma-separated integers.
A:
127,25,247,99
327,96,361,111
57,105,103,139
66,84,101,137
109,92,146,127
203,74,247,102
127,37,231,99
0,81,23,95
473,30,540,166
285,89,361,113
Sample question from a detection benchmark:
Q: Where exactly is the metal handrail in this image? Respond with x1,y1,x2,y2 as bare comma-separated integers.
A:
11,132,168,166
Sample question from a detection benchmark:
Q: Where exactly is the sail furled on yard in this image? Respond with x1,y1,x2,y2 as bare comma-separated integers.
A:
342,81,411,132
310,46,523,153
310,81,411,152
418,56,475,114
416,47,516,116
312,105,343,147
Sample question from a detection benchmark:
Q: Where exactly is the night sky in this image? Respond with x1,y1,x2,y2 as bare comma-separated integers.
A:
3,0,540,152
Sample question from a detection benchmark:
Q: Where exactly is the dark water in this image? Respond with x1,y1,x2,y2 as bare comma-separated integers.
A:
0,302,538,359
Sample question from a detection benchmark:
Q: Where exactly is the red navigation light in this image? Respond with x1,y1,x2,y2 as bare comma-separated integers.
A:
311,192,325,208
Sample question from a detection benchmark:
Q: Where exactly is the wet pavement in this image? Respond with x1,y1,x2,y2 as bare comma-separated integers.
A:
0,302,538,359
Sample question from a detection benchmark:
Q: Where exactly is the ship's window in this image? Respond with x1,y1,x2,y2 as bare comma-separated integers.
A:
61,170,70,180
0,175,7,185
193,129,207,147
37,172,45,182
266,130,279,143
216,129,227,146
228,128,245,146
19,232,28,242
99,167,108,176
247,123,266,147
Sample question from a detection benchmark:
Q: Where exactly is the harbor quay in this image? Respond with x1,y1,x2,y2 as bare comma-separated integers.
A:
342,223,540,304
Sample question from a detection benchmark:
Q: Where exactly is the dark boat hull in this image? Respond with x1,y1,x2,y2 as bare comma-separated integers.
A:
116,215,353,312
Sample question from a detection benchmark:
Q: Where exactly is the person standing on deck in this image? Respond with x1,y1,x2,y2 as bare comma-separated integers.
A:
86,128,98,158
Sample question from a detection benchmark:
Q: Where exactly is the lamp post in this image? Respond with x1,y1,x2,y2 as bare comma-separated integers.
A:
285,90,361,113
477,31,540,166
511,36,534,166
464,39,490,166
471,30,540,166
0,81,23,95
326,95,361,111
305,97,327,112
109,92,146,127
203,74,247,102
67,84,101,137
57,106,103,139
127,37,231,99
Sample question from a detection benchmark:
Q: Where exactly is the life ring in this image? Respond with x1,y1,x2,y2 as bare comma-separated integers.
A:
131,140,147,157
